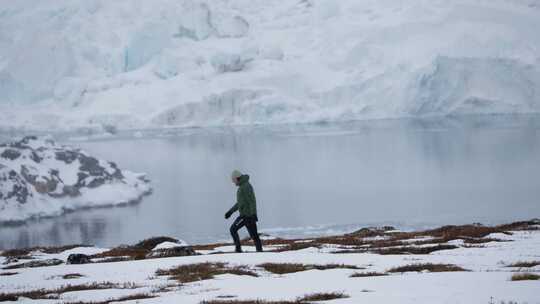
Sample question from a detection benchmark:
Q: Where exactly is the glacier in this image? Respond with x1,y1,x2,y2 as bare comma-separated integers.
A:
0,0,540,132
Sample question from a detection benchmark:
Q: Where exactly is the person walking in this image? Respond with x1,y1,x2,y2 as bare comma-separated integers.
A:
225,170,263,253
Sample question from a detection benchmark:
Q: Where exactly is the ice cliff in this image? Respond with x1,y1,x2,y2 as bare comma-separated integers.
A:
1,0,539,132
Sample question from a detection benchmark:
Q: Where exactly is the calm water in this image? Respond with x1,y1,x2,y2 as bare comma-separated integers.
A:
1,116,540,249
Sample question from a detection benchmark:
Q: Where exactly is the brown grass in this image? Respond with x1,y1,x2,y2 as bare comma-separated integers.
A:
298,292,349,302
132,236,180,251
312,236,366,247
498,219,540,231
507,261,540,268
156,262,258,283
0,272,18,276
0,282,139,301
511,273,540,281
258,263,362,275
462,237,507,244
388,263,468,273
62,293,155,304
374,244,459,255
91,236,195,261
91,246,148,260
191,242,231,251
350,272,388,277
422,224,509,239
1,244,92,257
62,273,85,279
200,292,349,304
274,242,321,252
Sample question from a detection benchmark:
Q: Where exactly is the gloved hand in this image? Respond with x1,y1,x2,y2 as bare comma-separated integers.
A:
224,210,232,219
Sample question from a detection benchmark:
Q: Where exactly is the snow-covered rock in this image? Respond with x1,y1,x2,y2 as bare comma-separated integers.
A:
0,136,151,223
152,240,189,251
147,240,196,258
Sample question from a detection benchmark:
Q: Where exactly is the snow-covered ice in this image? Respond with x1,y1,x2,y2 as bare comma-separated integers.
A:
1,0,540,132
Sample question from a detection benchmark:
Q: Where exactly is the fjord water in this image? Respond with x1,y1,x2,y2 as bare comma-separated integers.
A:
1,116,540,249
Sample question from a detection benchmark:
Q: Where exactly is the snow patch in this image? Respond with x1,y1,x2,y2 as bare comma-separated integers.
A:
152,240,189,251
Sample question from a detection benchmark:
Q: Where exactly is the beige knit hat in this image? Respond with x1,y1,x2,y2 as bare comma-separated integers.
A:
231,169,242,181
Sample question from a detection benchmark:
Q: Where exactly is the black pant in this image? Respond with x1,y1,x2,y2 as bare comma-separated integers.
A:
230,216,263,252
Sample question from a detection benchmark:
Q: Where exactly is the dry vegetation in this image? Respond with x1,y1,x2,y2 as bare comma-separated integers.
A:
200,292,349,304
299,292,349,302
0,244,92,257
387,263,468,273
258,263,363,275
91,236,195,261
156,262,258,283
239,220,537,256
506,261,540,268
350,272,389,277
62,273,85,279
373,244,459,255
0,282,139,301
510,273,540,281
0,272,18,276
62,293,155,304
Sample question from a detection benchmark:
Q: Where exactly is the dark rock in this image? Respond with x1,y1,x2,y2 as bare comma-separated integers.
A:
78,154,105,176
67,254,92,265
55,150,79,164
20,165,37,184
62,185,80,197
29,151,42,163
109,162,124,179
87,177,106,188
0,149,21,160
76,172,89,187
0,169,31,204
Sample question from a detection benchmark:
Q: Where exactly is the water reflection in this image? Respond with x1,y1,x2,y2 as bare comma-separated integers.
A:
1,115,539,249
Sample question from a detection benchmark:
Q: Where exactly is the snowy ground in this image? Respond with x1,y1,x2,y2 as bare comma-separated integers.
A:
1,222,539,303
1,0,540,132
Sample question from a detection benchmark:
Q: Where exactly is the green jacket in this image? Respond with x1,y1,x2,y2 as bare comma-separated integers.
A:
228,175,257,217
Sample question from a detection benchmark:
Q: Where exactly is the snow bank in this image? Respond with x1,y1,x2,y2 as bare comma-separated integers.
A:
0,136,151,222
1,0,540,131
2,224,540,304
